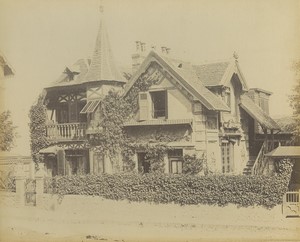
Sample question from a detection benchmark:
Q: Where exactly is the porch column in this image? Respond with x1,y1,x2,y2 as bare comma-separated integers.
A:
104,154,112,174
57,149,65,176
133,153,138,172
164,154,169,174
89,149,94,174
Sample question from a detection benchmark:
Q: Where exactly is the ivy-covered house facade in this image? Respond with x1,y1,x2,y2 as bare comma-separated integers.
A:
38,9,281,176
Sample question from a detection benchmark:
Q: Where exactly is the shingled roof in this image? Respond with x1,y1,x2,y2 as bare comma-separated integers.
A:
46,8,125,89
84,9,125,83
265,146,300,158
193,61,230,86
240,94,280,130
124,51,230,112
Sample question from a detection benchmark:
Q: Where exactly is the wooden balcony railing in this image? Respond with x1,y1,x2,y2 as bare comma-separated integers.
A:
46,123,87,141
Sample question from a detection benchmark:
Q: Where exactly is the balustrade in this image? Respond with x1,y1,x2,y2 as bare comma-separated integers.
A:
46,123,87,141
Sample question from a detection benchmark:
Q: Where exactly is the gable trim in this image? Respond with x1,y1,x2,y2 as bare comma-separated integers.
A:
220,60,248,91
124,51,230,112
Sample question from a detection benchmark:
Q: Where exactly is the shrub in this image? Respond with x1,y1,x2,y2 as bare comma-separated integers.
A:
182,154,204,175
44,172,291,208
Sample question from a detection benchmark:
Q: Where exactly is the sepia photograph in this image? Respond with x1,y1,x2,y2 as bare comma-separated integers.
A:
0,0,300,241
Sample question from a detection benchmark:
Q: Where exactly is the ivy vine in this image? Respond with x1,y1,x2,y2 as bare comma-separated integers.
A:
29,94,52,167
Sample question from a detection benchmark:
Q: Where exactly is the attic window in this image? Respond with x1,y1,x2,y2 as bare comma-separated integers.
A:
80,100,100,114
150,90,167,119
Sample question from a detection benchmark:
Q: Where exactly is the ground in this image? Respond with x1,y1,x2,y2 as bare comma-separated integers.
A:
0,194,299,242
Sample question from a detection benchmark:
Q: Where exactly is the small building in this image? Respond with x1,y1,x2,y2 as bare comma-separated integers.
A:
0,151,34,179
265,146,300,190
39,7,285,176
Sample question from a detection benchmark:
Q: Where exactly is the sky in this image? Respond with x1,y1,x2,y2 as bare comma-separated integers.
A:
0,0,299,155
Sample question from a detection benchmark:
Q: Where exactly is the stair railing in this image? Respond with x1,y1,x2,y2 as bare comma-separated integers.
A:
251,141,266,175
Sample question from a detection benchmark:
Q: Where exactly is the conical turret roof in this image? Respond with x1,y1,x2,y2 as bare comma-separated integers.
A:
84,6,125,83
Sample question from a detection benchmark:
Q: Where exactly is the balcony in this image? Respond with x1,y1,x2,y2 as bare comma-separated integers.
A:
46,122,87,141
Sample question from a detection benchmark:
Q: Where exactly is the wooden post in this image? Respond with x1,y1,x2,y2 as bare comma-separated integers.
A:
35,169,44,207
271,129,274,150
15,164,25,207
89,149,94,174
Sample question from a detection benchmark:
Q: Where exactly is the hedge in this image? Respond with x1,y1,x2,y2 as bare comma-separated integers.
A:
44,172,290,208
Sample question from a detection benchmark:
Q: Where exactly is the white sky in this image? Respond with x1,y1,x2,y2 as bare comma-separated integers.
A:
0,0,299,155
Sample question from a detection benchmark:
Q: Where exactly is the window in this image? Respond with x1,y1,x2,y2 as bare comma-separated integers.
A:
170,160,183,174
225,90,231,107
221,142,234,173
193,102,202,114
168,149,183,174
207,115,218,129
150,91,167,119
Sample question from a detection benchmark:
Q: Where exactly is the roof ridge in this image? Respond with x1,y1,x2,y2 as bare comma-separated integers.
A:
193,58,232,66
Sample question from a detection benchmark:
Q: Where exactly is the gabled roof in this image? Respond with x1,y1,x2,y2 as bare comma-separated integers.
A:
265,146,300,158
240,94,280,130
124,51,230,112
193,59,248,91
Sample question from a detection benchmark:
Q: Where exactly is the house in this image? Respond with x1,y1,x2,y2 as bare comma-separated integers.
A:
40,7,282,176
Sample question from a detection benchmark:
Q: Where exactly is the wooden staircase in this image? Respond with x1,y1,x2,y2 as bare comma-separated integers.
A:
243,158,255,175
243,141,266,175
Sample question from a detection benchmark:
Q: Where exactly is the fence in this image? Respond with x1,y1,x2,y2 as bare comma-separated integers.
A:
282,190,300,217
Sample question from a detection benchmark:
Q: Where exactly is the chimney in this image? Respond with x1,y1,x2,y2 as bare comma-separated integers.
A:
248,88,272,114
132,41,147,74
161,46,170,55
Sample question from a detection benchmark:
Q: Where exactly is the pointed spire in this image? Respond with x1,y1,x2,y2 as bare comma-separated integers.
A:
84,5,125,83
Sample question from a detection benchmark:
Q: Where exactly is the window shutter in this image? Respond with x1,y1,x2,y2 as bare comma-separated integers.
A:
139,92,149,121
57,149,65,176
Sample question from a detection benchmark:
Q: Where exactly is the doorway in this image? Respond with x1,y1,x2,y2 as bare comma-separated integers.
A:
137,152,150,173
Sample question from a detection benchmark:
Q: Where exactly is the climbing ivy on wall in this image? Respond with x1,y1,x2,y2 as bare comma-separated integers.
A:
89,67,180,173
29,94,51,166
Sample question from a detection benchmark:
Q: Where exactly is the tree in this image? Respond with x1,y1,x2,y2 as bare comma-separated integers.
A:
0,110,17,151
289,60,300,145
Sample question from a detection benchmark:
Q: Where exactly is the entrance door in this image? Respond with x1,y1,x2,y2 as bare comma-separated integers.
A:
221,142,234,173
137,153,150,173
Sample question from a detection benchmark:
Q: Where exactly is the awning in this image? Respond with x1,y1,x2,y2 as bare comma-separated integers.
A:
39,146,60,154
265,146,300,158
123,119,193,127
80,100,101,114
167,142,195,147
240,94,280,130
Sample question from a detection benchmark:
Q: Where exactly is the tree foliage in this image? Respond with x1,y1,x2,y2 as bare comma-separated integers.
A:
289,60,300,144
0,110,17,151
